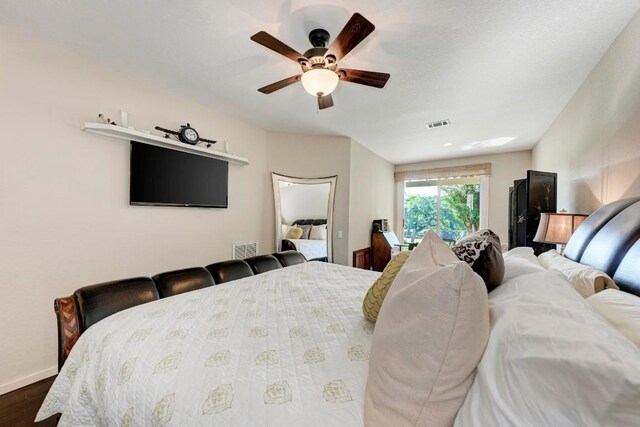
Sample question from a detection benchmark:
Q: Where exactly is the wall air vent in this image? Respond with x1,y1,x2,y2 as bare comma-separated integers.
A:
233,241,258,260
426,119,451,129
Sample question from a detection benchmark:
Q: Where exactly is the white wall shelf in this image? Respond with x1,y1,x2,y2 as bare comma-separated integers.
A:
82,122,249,166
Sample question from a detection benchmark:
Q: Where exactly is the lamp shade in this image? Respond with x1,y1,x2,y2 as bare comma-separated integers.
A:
300,69,339,97
534,212,588,245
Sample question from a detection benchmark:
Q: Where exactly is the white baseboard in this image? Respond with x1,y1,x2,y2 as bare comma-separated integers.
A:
0,366,57,395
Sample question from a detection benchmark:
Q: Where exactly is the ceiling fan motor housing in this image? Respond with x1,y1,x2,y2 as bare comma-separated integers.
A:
303,48,329,63
309,28,330,47
305,29,336,68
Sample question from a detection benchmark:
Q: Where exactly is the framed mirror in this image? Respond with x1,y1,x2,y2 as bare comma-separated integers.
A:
272,173,337,263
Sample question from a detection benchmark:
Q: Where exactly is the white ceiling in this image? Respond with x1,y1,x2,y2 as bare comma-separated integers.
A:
2,0,639,164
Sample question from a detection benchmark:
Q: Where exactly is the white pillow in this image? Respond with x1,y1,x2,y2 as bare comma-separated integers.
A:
539,249,618,298
454,271,640,427
502,246,546,281
280,223,292,238
365,230,490,427
309,224,327,240
389,229,461,290
587,289,640,347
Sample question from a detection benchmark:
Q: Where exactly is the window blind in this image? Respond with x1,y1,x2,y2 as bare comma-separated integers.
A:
394,162,492,182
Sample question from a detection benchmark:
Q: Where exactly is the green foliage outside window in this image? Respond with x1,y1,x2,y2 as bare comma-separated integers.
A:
404,184,480,243
441,184,480,234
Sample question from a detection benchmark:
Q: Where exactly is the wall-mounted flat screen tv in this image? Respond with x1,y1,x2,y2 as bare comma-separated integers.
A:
130,142,228,208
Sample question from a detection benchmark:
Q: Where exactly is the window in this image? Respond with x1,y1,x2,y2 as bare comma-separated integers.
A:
394,163,491,246
403,176,482,245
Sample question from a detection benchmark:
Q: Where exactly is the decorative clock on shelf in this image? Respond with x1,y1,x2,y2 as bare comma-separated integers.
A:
155,123,217,147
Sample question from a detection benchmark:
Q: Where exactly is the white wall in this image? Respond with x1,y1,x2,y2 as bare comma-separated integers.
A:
279,183,330,224
265,131,352,265
394,151,532,244
348,140,395,265
0,25,275,393
0,25,391,393
532,10,640,213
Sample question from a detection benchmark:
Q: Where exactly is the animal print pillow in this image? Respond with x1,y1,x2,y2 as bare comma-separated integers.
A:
297,224,312,239
452,229,505,291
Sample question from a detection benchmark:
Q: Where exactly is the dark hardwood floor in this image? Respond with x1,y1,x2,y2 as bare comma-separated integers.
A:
0,376,57,427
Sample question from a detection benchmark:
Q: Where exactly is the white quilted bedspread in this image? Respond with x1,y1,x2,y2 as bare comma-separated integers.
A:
287,239,328,260
37,262,380,426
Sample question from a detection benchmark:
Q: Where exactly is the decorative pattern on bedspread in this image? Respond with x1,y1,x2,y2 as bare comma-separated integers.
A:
37,262,380,426
287,239,328,260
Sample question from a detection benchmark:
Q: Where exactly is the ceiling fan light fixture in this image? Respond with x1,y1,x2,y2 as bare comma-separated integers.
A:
251,13,387,109
301,69,339,97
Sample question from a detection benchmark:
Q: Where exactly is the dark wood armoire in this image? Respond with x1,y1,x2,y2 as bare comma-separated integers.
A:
508,170,558,255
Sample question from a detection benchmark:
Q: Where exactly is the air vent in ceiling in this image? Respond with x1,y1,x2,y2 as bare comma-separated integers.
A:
426,119,451,129
233,241,258,260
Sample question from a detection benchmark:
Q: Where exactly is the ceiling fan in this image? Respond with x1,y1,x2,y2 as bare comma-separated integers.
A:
250,13,390,110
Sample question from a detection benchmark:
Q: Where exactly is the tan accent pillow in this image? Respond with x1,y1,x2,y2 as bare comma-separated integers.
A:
365,230,490,427
362,251,411,322
538,249,618,298
286,227,303,239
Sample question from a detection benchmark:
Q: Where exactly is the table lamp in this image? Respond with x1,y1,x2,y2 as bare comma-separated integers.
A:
534,212,588,255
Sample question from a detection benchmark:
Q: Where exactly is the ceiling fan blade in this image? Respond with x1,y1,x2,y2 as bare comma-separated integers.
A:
257,75,302,94
338,69,390,88
250,31,307,64
317,94,334,110
325,13,375,62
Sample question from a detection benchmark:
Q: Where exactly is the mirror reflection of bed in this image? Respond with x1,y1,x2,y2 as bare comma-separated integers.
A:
272,173,337,263
281,219,328,261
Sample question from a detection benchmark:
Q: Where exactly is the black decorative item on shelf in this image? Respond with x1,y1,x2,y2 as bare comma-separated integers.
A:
154,123,217,147
97,113,117,126
508,170,557,255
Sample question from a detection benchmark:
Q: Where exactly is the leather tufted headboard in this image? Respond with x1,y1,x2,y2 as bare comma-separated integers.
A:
273,250,307,267
564,197,640,296
205,259,254,284
55,251,306,369
244,254,283,275
74,277,159,332
152,267,215,298
292,219,327,226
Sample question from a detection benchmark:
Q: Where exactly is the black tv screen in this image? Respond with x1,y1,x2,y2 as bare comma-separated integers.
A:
130,142,228,208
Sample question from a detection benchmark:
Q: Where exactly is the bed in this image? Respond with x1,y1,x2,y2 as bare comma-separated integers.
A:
282,219,328,261
37,198,640,426
37,261,379,426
